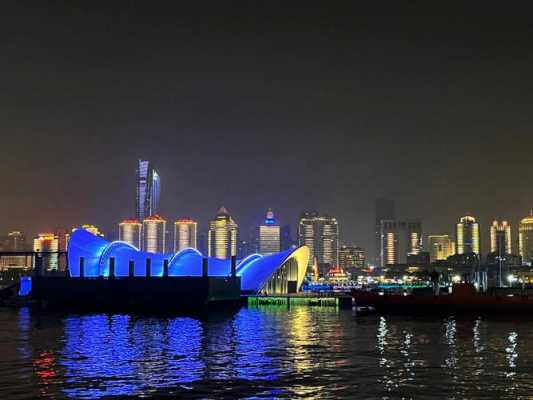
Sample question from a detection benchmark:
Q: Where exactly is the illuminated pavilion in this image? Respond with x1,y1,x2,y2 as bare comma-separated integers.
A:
67,228,310,295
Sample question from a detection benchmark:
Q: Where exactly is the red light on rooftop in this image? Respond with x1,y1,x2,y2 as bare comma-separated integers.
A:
144,214,165,222
175,217,196,223
120,219,141,225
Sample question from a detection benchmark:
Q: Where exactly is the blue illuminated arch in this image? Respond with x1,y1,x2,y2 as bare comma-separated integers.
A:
67,230,310,293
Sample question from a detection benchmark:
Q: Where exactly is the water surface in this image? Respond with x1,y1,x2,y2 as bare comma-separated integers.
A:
0,306,532,399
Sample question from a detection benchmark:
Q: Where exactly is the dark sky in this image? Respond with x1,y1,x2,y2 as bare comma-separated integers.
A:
1,2,533,256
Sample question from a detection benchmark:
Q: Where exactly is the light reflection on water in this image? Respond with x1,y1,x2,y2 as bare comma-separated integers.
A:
2,307,533,398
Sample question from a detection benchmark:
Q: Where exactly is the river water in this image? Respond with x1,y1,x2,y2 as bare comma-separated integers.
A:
0,306,532,399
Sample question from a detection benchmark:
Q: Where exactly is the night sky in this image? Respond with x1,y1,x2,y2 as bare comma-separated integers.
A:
1,2,533,256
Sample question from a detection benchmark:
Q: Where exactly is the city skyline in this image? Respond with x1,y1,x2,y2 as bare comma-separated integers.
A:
1,3,533,260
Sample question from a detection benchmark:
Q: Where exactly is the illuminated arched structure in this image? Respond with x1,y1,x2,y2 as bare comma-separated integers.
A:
67,229,310,294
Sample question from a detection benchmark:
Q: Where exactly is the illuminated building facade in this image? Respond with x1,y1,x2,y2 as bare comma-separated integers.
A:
375,198,395,266
142,215,166,253
519,210,533,265
208,207,238,260
80,224,104,237
67,228,311,295
380,220,422,267
174,218,198,252
427,235,455,263
33,233,59,271
4,231,26,251
490,220,512,255
339,245,365,277
0,231,30,269
119,219,142,249
456,216,480,255
135,160,160,222
298,211,339,275
258,208,281,255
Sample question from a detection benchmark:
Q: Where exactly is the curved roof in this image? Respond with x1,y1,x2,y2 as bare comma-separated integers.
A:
67,229,310,293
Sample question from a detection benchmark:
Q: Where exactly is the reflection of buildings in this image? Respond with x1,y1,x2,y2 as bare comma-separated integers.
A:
380,220,422,267
456,216,480,255
208,207,238,260
427,235,455,263
142,215,166,253
298,211,339,276
119,219,142,249
174,218,198,252
339,245,365,278
490,220,512,255
135,159,160,222
519,211,533,265
258,209,280,255
33,233,59,271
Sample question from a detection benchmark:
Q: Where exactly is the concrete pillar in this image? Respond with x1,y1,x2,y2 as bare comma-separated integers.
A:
80,257,85,278
146,258,151,278
109,257,115,279
231,255,237,277
202,257,208,277
163,259,169,277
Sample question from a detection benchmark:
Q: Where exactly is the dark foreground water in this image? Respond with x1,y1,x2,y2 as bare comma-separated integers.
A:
1,307,532,399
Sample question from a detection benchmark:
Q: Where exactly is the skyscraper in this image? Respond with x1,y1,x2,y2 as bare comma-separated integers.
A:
174,218,198,252
456,215,480,255
119,219,142,249
80,224,104,237
298,211,339,275
4,231,26,251
339,245,365,276
208,207,238,260
380,220,422,267
427,235,455,263
142,215,166,253
490,220,512,255
33,233,59,271
136,160,160,222
0,231,29,269
375,198,395,266
519,210,533,265
258,208,281,255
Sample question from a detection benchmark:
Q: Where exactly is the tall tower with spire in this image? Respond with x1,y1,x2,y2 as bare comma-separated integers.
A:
208,206,238,259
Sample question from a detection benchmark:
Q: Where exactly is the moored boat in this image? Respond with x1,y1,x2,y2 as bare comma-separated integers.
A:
352,283,533,315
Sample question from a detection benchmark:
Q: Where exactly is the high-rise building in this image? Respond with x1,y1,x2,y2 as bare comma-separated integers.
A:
427,235,455,263
4,231,26,251
519,210,533,265
375,198,395,265
280,224,295,250
380,220,422,267
174,218,198,252
208,207,238,260
136,160,160,222
298,211,339,275
142,215,166,253
258,208,281,255
339,245,365,276
0,231,30,269
119,219,142,249
490,220,512,255
80,224,104,237
456,215,480,255
33,233,59,271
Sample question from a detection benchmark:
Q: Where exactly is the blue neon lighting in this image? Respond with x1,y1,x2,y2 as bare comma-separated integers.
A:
67,229,307,294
